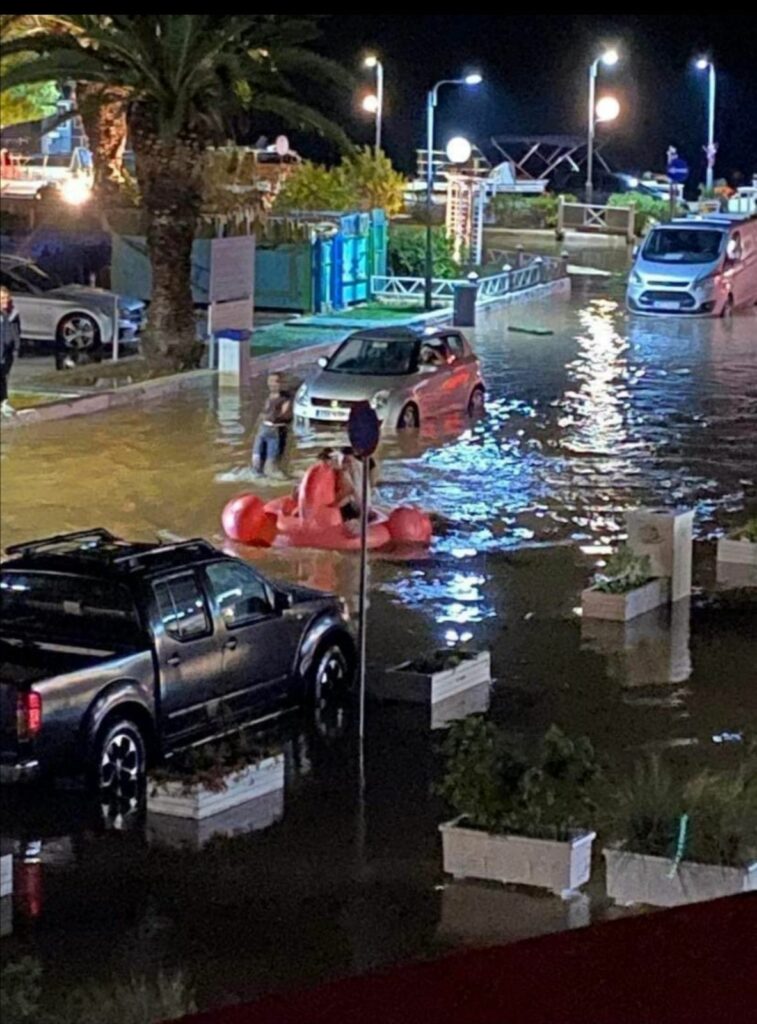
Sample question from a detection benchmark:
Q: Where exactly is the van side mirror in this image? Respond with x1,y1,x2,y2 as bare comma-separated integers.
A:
317,357,328,369
632,244,639,258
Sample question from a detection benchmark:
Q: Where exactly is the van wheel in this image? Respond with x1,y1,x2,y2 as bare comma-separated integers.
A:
721,295,734,319
397,403,419,430
92,718,146,816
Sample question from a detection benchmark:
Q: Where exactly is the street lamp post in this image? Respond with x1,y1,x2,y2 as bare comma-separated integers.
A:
586,48,619,205
364,55,384,155
696,58,717,192
424,73,482,311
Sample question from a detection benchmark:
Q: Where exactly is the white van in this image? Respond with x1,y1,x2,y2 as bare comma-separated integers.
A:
626,213,757,317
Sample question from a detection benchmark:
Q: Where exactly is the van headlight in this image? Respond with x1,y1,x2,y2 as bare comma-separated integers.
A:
630,270,643,285
370,389,390,412
295,383,309,403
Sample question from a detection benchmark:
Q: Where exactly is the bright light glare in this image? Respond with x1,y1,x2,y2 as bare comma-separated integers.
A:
362,93,379,114
595,95,621,123
695,57,710,70
364,54,378,68
446,136,472,164
61,177,91,206
464,73,483,86
601,48,619,67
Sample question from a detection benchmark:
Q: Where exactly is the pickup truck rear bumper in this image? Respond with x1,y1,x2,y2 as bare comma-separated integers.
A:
0,759,40,783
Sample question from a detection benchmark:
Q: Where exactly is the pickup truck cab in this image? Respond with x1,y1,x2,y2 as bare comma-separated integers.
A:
0,530,354,799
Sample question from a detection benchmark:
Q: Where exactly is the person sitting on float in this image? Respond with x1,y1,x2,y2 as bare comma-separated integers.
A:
336,447,377,523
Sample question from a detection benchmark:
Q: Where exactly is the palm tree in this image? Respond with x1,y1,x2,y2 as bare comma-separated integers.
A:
1,15,351,368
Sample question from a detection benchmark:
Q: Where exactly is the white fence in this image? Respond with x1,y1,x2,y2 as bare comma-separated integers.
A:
556,197,635,242
371,258,564,308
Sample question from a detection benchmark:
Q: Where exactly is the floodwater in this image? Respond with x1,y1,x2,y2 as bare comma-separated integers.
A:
1,255,756,1018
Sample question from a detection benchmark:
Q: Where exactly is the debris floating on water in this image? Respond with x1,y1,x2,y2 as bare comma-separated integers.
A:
508,325,554,336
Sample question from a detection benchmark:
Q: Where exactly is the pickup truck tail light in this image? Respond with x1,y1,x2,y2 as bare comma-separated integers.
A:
17,691,42,739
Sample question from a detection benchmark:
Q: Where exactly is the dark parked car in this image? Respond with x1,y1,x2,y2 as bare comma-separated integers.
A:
0,530,354,796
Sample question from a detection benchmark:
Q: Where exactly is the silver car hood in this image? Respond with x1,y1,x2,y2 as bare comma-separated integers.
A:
306,369,416,400
49,284,145,314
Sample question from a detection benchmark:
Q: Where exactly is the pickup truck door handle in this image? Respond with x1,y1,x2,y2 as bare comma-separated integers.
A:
224,638,238,651
166,654,181,667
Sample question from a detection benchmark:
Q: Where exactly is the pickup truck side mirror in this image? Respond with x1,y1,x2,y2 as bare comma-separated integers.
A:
275,590,293,613
317,357,328,369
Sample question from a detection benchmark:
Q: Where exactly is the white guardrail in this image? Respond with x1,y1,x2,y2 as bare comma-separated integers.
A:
371,255,565,307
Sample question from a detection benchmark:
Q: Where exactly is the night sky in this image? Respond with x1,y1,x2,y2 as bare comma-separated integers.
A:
305,15,757,184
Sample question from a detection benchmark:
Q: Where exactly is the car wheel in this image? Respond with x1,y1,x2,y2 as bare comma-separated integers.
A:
92,718,146,819
309,639,352,739
468,386,485,417
56,312,101,354
397,403,420,430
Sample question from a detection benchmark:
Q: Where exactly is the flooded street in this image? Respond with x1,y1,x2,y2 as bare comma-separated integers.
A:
1,261,756,1016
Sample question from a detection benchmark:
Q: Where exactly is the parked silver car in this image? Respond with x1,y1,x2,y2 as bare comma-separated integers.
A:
294,326,486,430
0,255,144,362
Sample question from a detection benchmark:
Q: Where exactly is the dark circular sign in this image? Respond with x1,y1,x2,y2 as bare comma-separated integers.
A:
347,402,380,458
667,157,689,184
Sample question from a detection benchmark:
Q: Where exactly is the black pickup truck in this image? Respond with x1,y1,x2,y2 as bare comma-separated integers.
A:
0,530,354,793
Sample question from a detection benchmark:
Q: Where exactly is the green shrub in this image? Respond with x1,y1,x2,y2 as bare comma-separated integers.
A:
737,517,757,543
607,192,671,235
593,546,653,594
491,192,577,229
388,226,460,279
437,718,601,839
275,147,407,214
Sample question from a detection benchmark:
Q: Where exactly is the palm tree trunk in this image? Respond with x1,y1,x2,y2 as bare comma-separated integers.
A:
132,130,203,370
72,81,129,205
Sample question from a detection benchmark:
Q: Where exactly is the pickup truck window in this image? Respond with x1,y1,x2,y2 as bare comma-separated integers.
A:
0,570,141,648
205,561,273,628
153,573,211,641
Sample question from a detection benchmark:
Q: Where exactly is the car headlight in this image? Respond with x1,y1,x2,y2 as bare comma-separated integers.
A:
630,270,643,285
295,383,309,403
370,389,390,412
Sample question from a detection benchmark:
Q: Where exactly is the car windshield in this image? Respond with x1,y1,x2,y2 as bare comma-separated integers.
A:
0,571,143,650
7,262,60,292
641,228,725,265
326,336,419,376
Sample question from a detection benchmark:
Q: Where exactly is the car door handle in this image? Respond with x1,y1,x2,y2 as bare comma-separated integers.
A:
224,638,238,651
166,654,181,667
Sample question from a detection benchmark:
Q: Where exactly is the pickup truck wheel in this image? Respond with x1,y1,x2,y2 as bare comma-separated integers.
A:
310,641,351,740
93,719,146,812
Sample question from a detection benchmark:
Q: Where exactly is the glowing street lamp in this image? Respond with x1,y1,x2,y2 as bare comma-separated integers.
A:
586,48,620,204
595,95,620,123
445,135,473,164
363,54,384,156
695,57,717,191
424,72,483,310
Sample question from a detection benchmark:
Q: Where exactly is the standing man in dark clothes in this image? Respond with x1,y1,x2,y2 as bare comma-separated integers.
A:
252,373,293,478
1,286,21,417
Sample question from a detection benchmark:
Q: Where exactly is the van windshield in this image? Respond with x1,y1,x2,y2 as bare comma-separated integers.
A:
641,228,725,265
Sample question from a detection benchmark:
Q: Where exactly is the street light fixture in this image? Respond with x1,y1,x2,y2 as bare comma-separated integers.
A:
695,57,717,191
363,54,384,156
586,48,620,204
362,94,379,114
595,95,620,123
424,72,483,310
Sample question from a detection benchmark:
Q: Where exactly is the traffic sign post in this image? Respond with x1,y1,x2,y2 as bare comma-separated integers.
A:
347,403,381,742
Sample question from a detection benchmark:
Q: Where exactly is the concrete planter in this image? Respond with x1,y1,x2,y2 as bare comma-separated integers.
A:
378,651,491,705
431,681,491,730
147,754,284,820
604,846,757,907
147,786,284,849
625,508,694,602
0,853,12,899
440,818,596,898
717,535,757,586
581,578,669,622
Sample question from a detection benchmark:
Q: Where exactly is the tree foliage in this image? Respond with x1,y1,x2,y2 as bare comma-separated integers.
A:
276,146,407,214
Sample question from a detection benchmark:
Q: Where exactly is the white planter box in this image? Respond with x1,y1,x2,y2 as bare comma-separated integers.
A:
716,560,757,589
604,847,757,908
0,896,11,939
717,536,757,579
440,818,595,898
147,754,284,820
0,854,12,899
377,651,491,705
625,507,694,601
581,578,669,622
147,787,284,849
431,681,491,730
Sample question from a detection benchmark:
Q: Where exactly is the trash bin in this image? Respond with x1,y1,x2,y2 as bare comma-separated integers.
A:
216,329,252,386
453,280,479,327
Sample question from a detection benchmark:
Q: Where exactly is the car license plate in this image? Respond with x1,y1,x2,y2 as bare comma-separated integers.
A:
656,301,680,311
314,408,345,421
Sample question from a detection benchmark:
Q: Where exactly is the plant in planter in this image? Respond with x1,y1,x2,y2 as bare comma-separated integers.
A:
148,726,284,821
437,718,600,897
378,646,491,706
603,753,757,907
717,516,757,576
582,545,669,621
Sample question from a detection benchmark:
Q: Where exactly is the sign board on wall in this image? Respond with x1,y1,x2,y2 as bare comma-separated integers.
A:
209,235,256,303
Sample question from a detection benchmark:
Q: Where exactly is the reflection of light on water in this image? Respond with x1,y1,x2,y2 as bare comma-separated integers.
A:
380,567,494,624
